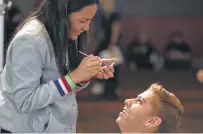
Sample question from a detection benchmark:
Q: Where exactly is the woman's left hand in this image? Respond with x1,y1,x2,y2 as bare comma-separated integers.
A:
95,58,117,79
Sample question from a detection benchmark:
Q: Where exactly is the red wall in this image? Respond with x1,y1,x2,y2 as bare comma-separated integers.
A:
121,17,203,58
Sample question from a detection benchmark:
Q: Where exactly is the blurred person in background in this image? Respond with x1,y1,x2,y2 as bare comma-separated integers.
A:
4,5,23,65
89,0,124,100
116,83,184,133
164,31,192,69
91,0,116,45
4,5,23,46
92,12,124,100
196,69,203,83
125,31,163,72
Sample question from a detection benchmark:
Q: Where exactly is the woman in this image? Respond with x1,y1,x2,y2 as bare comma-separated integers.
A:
0,0,116,133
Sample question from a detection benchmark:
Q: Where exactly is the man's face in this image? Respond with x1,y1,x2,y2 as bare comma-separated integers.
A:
116,90,155,130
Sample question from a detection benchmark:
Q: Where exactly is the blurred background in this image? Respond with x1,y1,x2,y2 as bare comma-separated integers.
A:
2,0,203,133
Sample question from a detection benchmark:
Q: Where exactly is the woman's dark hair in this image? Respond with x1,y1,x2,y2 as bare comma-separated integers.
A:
15,0,99,75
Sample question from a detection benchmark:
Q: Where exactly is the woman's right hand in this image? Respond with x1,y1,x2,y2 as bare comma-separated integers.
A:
69,55,101,84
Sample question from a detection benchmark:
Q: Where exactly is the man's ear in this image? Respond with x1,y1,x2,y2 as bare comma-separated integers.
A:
145,116,162,128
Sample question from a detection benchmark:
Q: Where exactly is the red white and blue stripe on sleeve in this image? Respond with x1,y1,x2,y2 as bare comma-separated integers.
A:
54,76,73,97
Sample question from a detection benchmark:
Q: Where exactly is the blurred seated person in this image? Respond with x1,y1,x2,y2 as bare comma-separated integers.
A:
116,83,184,133
126,32,163,71
164,31,192,69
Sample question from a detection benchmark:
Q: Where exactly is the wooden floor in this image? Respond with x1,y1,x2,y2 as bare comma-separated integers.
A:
76,66,203,133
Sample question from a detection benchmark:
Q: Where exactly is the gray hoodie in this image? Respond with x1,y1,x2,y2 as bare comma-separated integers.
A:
0,19,89,133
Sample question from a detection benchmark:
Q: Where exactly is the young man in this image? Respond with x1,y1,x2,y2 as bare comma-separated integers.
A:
116,83,184,133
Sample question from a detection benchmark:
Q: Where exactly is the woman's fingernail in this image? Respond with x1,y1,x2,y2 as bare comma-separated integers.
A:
110,61,115,66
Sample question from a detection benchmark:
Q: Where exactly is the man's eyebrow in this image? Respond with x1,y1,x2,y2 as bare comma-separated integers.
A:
138,95,145,103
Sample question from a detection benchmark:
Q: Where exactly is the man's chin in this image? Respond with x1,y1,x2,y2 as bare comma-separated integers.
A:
116,116,122,124
116,117,127,131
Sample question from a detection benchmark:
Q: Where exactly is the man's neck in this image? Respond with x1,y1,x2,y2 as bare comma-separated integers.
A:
121,127,154,133
121,127,143,133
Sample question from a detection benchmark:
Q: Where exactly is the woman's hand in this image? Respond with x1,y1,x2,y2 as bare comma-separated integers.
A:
69,55,101,84
95,58,117,80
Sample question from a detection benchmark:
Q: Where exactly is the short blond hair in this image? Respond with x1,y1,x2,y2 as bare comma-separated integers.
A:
148,83,184,133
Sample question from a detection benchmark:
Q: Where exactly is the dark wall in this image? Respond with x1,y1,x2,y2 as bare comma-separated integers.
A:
12,0,33,16
116,0,203,17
